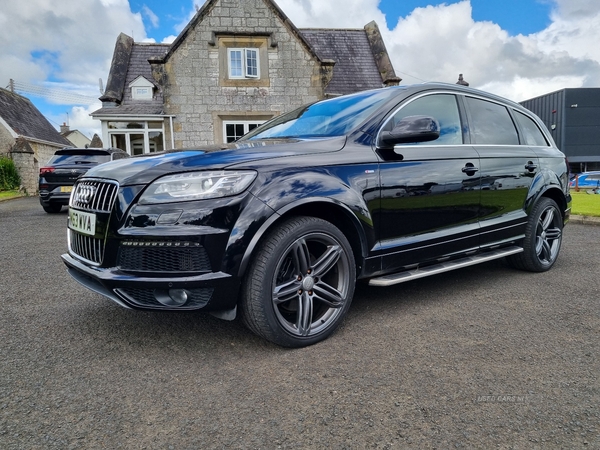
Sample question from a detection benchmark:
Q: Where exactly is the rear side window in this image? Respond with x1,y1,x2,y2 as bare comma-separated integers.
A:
386,94,462,145
514,111,549,146
48,153,111,165
465,97,519,145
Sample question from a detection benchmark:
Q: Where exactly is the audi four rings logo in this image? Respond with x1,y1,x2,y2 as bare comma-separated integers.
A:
75,185,96,204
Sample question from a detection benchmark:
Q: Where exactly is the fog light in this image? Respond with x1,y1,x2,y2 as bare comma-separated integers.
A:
155,288,189,306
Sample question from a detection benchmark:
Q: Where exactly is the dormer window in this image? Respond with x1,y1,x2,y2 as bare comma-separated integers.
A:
129,76,154,100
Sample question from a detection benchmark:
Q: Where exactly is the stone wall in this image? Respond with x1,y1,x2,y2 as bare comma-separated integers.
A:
7,139,61,195
10,148,35,194
162,0,328,147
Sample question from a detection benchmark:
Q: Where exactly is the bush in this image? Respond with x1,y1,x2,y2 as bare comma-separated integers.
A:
0,156,21,191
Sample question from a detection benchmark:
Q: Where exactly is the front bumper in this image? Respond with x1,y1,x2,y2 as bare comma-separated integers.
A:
62,252,239,311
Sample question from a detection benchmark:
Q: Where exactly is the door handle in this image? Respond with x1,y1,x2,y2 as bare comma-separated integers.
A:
462,163,479,175
525,161,537,172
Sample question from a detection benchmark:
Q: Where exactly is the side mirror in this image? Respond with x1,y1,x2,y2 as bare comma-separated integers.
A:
378,115,440,148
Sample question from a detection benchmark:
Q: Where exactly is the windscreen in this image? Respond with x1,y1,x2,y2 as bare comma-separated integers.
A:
47,153,111,165
241,88,401,140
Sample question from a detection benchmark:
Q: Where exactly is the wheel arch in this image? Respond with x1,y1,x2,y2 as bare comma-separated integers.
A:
237,197,369,279
539,186,568,221
527,168,569,223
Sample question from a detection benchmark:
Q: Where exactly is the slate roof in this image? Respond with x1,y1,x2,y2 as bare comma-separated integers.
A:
93,41,168,117
93,2,398,116
0,87,71,146
300,29,385,96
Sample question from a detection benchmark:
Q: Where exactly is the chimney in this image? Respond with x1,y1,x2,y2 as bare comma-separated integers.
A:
60,123,70,134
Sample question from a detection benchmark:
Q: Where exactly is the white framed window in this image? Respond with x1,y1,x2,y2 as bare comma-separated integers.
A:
129,76,154,100
223,120,264,143
107,121,165,155
228,48,259,79
133,87,151,100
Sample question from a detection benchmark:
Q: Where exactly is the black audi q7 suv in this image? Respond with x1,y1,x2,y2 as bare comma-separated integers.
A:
62,84,571,347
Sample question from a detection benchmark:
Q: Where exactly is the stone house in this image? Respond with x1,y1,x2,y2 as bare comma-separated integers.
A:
92,0,399,154
0,87,71,194
60,123,92,148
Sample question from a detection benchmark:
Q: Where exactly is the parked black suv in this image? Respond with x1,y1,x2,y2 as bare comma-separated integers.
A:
62,84,571,347
39,147,128,213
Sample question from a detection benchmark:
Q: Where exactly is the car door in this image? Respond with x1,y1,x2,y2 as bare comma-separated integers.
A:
462,96,539,247
374,92,481,272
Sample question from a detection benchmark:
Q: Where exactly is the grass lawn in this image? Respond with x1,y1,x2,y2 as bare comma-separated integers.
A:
571,191,600,217
0,190,23,201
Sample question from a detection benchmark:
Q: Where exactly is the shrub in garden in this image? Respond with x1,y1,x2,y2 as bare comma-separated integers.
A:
0,156,21,190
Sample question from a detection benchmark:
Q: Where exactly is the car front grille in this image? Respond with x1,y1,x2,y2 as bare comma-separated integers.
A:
69,230,104,265
68,179,119,265
116,288,214,310
117,241,212,273
70,179,119,212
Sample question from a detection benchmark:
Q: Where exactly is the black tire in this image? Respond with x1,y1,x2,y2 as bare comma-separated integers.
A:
240,216,356,347
42,204,63,213
507,197,563,272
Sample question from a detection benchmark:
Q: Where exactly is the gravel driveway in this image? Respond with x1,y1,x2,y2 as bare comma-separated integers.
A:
1,197,598,449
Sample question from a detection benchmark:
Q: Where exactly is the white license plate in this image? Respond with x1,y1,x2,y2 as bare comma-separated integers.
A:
69,209,96,236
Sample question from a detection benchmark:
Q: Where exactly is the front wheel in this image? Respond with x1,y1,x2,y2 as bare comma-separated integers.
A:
240,216,356,347
507,197,563,272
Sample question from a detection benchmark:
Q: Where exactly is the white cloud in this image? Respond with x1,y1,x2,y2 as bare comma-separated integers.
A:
276,0,600,102
3,0,600,140
378,1,600,101
162,35,178,44
68,104,104,140
276,0,386,28
142,5,160,28
0,0,147,87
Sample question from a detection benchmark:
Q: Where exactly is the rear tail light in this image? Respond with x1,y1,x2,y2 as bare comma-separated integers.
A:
40,167,55,175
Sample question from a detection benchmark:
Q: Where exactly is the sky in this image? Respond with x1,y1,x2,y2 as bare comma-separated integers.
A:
1,0,600,140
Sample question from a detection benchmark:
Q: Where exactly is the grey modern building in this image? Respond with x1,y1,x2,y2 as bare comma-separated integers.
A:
521,88,600,173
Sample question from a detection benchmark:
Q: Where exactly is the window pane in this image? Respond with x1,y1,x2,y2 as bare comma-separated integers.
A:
388,94,462,145
229,50,242,77
246,49,258,77
466,97,519,145
225,122,260,142
130,134,145,155
108,122,131,130
110,133,127,152
149,131,164,152
148,121,163,129
514,111,548,146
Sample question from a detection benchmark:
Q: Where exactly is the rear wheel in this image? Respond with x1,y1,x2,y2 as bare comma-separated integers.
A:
507,197,563,272
241,216,356,347
42,204,63,213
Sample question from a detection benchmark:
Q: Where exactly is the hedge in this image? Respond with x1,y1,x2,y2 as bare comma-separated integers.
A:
0,156,21,190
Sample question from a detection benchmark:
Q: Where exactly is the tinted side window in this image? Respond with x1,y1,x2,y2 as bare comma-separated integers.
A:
514,111,549,146
465,97,519,145
48,154,111,165
387,94,462,145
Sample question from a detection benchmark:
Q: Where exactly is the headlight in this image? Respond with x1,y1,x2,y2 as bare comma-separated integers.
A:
138,170,257,204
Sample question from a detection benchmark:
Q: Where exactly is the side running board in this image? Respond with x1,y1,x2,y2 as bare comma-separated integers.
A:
369,246,523,287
